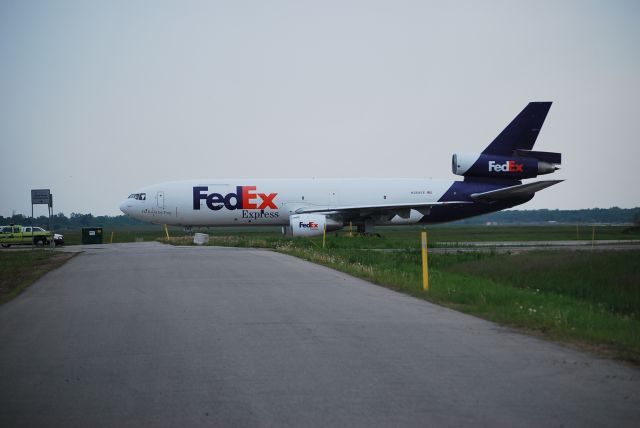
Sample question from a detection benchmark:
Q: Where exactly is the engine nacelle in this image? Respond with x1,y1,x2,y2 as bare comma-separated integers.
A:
452,153,558,179
287,214,342,237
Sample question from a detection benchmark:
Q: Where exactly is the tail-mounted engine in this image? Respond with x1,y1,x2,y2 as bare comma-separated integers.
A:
452,150,560,179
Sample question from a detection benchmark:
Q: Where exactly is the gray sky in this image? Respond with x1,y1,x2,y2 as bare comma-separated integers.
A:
1,0,639,216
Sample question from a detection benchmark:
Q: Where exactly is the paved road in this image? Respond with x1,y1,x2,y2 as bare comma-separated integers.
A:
1,243,638,427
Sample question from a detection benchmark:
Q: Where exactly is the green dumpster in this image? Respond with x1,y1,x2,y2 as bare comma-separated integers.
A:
81,227,103,244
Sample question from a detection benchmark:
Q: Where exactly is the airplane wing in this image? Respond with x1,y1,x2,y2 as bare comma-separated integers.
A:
295,200,472,218
293,180,562,218
470,180,564,202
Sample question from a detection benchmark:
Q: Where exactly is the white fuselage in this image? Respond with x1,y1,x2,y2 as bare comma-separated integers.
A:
119,178,454,227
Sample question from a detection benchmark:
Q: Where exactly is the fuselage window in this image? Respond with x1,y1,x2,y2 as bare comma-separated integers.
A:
140,193,146,200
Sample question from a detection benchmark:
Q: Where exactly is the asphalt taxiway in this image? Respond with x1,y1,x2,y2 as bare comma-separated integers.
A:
1,243,638,427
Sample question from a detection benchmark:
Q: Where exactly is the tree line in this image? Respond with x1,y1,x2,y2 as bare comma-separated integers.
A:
1,212,145,229
454,207,640,225
1,207,638,230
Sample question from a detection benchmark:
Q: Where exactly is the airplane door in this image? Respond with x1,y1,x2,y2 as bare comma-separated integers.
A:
157,191,164,209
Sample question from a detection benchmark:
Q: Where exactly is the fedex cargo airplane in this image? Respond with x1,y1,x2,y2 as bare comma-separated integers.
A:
120,102,562,236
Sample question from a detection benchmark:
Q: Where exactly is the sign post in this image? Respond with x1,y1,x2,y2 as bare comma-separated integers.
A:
31,189,50,205
30,189,52,249
322,223,327,249
421,231,429,291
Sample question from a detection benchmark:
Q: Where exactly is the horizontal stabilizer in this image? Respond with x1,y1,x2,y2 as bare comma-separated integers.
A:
515,149,562,164
470,180,563,202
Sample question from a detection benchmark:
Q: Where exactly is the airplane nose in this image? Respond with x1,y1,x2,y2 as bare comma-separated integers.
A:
119,200,130,215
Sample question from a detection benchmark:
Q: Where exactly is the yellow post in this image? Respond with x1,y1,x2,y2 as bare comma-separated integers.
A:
349,221,353,237
322,223,327,249
110,231,114,244
164,224,170,240
421,231,429,291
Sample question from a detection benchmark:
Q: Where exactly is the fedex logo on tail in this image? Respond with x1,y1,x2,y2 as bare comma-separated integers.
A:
488,160,524,173
193,186,278,211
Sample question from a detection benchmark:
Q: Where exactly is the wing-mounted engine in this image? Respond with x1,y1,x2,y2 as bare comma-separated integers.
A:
285,214,343,237
452,151,560,179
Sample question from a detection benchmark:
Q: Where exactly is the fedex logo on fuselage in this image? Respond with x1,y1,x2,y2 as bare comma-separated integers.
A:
193,186,278,211
488,160,524,173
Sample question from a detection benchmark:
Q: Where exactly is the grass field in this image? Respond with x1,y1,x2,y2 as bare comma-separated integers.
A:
52,223,640,247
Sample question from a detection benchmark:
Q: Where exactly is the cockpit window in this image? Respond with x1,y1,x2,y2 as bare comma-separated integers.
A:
128,193,147,201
